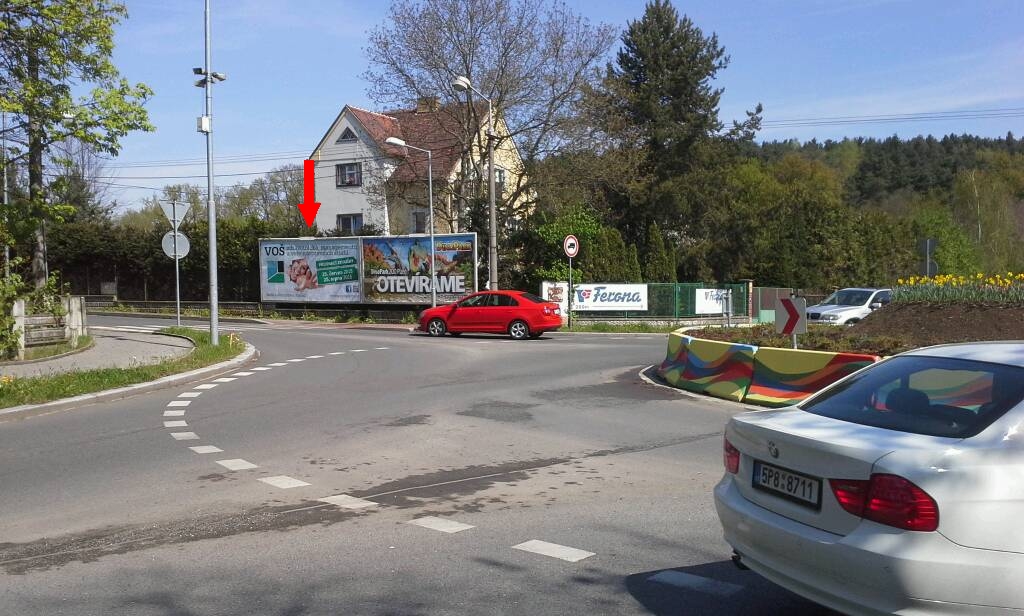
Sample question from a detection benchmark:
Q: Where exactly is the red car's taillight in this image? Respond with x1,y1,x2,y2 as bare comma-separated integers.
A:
829,474,938,532
723,437,740,474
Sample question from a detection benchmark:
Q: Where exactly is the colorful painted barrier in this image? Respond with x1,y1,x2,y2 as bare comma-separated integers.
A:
676,338,757,402
657,332,694,385
745,347,879,407
657,330,879,407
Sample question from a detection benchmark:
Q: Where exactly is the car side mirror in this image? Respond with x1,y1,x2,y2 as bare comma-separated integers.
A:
870,302,882,310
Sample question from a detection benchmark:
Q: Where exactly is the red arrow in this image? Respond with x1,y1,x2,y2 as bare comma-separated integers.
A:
781,298,800,334
296,159,320,228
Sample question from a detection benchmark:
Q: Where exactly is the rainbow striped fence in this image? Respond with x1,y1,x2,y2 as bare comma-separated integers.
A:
658,332,879,407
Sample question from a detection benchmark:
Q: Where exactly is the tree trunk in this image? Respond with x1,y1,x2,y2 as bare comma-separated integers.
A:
28,50,47,289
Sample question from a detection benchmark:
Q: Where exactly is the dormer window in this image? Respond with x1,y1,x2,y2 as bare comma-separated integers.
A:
336,163,362,187
337,127,357,142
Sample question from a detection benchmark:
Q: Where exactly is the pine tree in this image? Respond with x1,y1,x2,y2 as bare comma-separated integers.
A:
642,222,676,282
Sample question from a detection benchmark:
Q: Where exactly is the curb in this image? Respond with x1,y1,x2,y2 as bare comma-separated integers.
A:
0,343,259,419
88,311,268,324
636,364,757,411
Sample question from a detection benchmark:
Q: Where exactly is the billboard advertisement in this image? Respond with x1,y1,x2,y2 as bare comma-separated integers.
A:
695,288,732,314
259,238,361,303
571,283,648,311
362,233,477,304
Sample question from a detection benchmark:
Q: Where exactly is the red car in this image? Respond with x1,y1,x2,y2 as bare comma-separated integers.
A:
418,290,563,340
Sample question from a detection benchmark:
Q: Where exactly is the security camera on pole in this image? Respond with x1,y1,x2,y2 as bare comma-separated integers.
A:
563,234,579,329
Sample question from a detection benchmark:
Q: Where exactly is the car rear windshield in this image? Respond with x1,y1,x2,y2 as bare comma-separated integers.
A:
800,355,1024,438
519,292,548,304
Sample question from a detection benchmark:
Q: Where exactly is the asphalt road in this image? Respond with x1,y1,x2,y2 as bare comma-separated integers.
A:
0,316,835,615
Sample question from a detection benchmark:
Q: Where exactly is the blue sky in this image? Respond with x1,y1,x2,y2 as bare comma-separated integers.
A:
103,0,1024,210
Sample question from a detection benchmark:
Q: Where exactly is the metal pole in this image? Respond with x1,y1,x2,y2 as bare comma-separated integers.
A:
427,149,436,307
204,0,219,344
173,200,181,327
568,256,572,330
2,111,8,278
486,100,497,291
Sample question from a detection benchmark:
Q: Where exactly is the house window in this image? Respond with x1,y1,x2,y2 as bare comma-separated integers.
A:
336,214,363,235
336,163,362,187
495,168,506,197
337,127,357,142
411,209,427,234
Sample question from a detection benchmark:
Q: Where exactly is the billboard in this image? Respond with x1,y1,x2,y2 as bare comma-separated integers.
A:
571,284,648,311
259,238,361,303
361,234,477,304
695,288,732,314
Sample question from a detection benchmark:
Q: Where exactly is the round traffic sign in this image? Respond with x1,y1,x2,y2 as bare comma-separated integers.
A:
162,231,191,260
563,234,579,258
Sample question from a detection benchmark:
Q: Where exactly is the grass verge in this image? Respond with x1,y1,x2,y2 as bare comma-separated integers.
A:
567,321,680,334
22,335,94,361
0,328,245,409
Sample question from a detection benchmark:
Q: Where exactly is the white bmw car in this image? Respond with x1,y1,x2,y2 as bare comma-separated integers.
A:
715,341,1024,615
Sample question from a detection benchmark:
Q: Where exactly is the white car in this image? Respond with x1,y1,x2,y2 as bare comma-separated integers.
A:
807,287,892,325
715,341,1024,615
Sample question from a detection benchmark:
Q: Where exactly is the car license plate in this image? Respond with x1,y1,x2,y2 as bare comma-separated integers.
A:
752,460,822,509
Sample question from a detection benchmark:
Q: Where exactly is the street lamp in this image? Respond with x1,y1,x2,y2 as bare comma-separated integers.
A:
385,136,436,307
451,75,498,290
194,0,226,344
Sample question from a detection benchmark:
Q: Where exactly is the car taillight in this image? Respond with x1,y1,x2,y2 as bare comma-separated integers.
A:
723,437,740,474
829,474,938,532
543,306,551,315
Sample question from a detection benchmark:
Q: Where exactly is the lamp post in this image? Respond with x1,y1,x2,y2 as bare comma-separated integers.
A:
451,75,497,290
193,0,226,344
385,136,436,307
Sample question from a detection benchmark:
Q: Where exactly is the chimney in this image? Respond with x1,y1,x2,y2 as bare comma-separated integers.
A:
415,96,440,113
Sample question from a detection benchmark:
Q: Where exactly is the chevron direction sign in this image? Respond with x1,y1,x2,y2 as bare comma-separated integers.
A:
775,296,807,335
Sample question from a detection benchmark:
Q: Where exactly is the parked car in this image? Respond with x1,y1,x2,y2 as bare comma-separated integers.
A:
417,290,562,340
715,341,1024,615
806,287,891,325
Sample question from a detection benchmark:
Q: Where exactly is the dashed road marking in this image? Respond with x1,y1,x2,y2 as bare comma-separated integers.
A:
318,494,378,509
163,420,188,428
251,367,272,371
163,410,186,417
233,371,255,376
350,349,367,353
216,458,258,471
474,341,489,344
170,432,200,441
189,445,223,454
329,352,345,355
305,355,324,359
286,359,306,363
194,384,218,390
258,475,311,489
167,400,191,407
512,540,595,562
213,377,237,383
407,516,474,534
178,392,202,398
647,570,743,596
375,347,390,350
268,362,288,367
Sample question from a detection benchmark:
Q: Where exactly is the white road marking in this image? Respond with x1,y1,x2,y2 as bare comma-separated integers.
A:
329,352,345,355
646,570,743,596
305,355,324,359
474,341,489,344
407,516,474,534
216,459,258,471
163,420,188,428
194,384,218,390
233,371,255,376
268,362,288,367
318,494,378,509
167,400,191,407
286,358,306,363
170,432,200,441
163,410,186,417
512,540,595,563
178,392,202,398
258,475,311,489
374,347,390,350
251,367,272,371
189,445,223,454
213,377,237,383
350,349,367,353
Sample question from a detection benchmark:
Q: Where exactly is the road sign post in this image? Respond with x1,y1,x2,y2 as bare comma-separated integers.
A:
563,235,579,330
774,296,807,349
161,225,191,327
